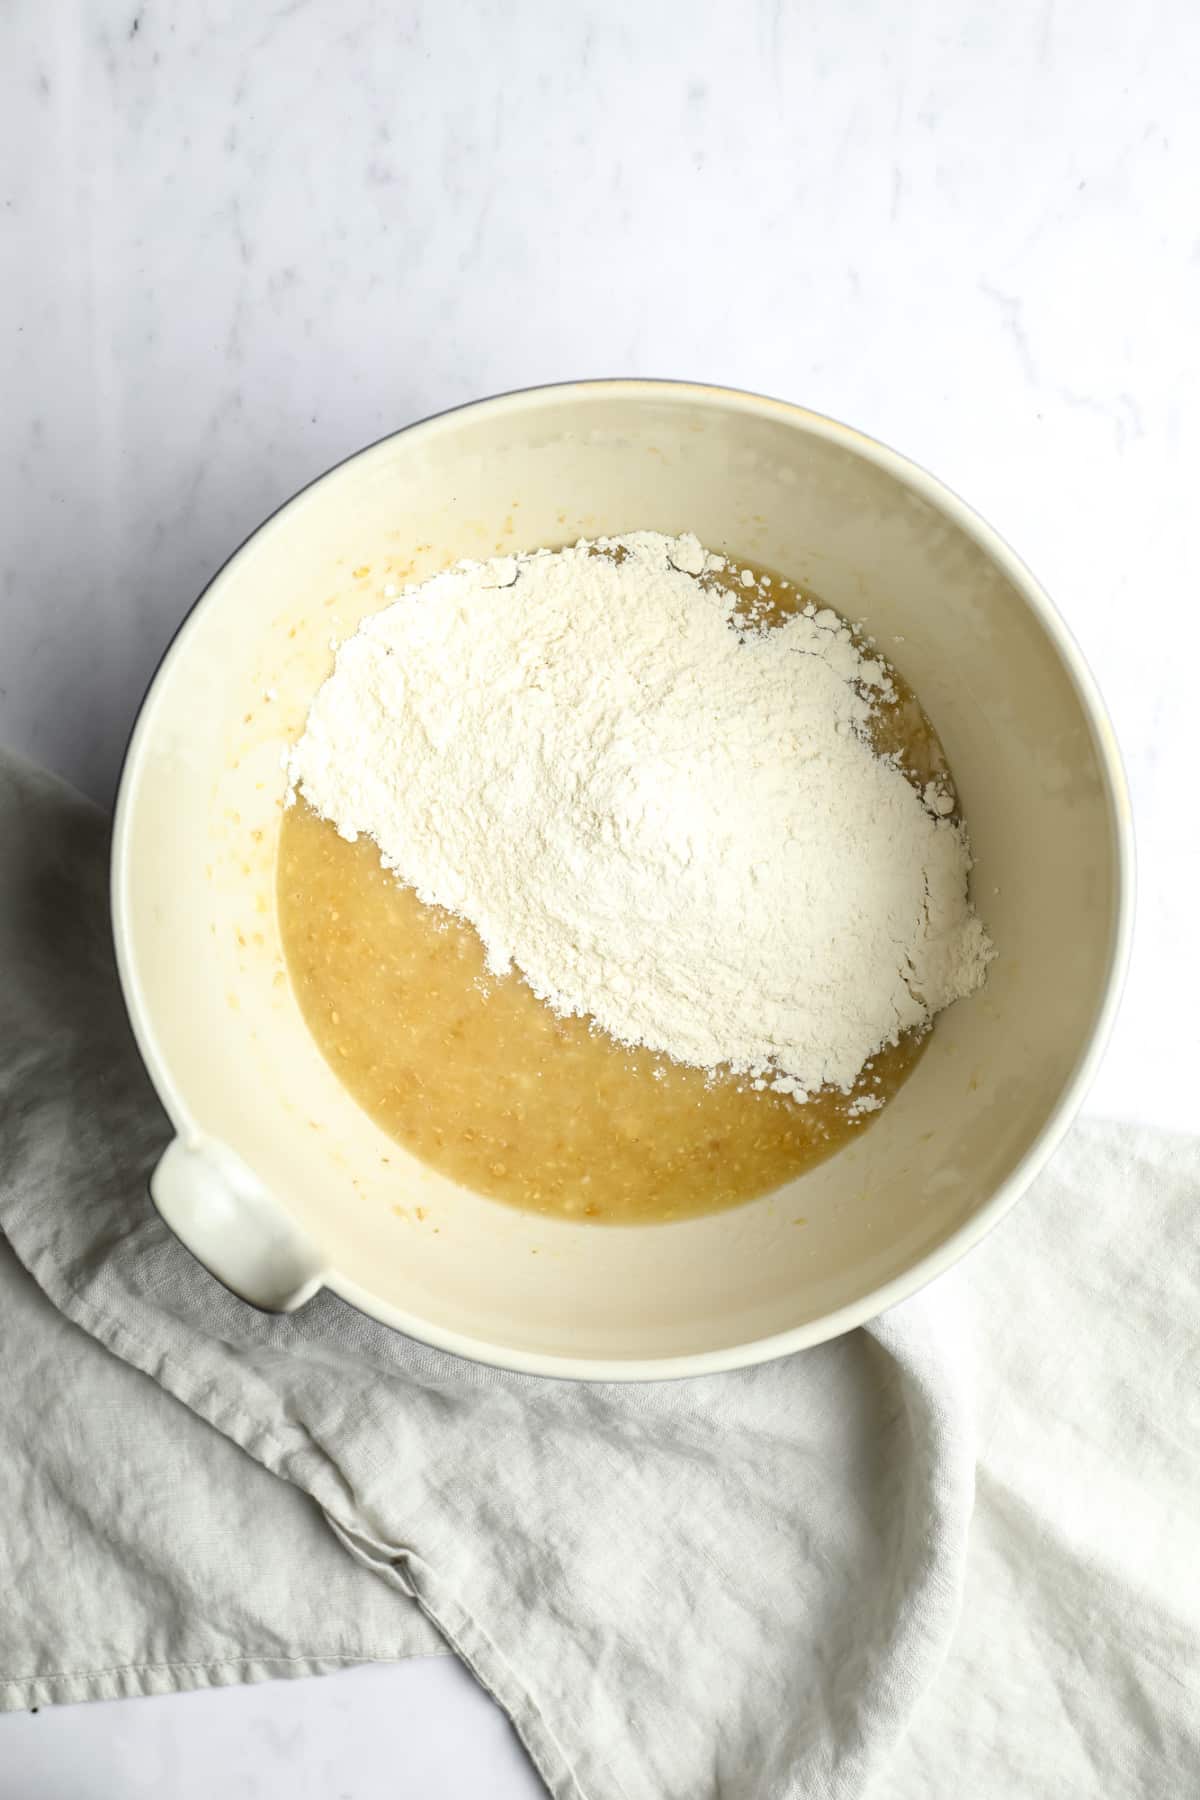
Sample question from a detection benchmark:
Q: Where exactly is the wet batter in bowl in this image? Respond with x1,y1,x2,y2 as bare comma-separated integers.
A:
278,539,989,1224
279,801,927,1222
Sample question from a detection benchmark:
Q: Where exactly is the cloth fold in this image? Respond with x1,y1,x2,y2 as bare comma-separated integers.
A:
1,749,1196,1799
0,1231,443,1710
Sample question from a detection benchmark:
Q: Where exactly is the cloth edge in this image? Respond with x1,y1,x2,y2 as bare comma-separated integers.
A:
0,1652,448,1715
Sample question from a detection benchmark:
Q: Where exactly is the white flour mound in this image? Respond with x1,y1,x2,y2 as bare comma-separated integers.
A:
288,532,993,1099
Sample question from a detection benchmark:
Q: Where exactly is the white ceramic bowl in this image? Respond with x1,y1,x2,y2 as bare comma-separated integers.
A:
112,381,1132,1379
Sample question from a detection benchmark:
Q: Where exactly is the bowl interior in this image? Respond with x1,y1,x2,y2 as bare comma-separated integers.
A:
114,384,1126,1369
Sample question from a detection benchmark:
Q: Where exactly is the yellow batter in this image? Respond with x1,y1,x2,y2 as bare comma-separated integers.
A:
278,560,950,1224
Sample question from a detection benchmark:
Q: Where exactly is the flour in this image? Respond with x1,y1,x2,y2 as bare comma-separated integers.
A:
287,532,993,1100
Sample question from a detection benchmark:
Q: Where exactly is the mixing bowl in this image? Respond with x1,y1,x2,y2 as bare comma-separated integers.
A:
112,381,1132,1378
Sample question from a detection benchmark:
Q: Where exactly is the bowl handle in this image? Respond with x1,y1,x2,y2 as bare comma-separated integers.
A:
150,1135,328,1314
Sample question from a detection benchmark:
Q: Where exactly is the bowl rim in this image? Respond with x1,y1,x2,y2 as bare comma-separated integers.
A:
111,377,1136,1382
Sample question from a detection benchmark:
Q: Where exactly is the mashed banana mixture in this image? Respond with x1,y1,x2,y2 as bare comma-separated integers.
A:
278,537,989,1223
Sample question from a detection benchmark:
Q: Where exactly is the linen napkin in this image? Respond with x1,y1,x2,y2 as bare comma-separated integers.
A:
2,749,1196,1798
0,1232,442,1708
890,1113,1200,1796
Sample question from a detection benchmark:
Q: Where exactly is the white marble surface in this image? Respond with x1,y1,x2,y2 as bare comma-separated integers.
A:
2,0,1197,1792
